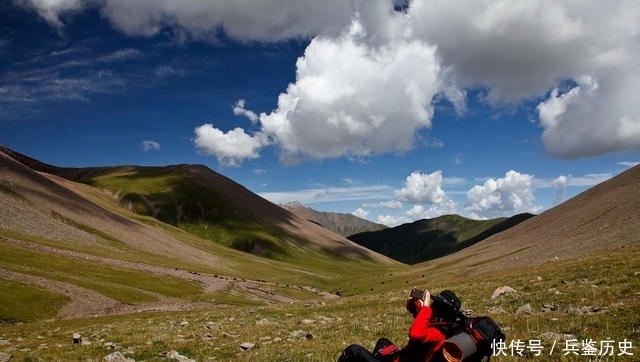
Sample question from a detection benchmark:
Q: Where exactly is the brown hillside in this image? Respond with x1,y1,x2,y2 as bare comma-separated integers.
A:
0,145,395,264
171,164,395,262
422,164,640,276
0,147,224,268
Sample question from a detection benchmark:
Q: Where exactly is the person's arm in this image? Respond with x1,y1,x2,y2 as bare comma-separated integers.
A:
408,306,444,343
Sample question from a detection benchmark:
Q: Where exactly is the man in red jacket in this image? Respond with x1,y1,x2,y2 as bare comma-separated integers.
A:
337,288,462,362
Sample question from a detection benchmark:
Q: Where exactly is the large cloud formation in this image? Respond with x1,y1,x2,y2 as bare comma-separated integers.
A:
21,0,640,164
377,170,458,226
465,170,543,219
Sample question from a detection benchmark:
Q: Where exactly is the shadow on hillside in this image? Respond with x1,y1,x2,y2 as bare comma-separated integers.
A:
349,213,535,265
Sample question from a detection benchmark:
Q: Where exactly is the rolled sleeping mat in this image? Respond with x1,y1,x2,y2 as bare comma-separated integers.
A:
442,332,477,362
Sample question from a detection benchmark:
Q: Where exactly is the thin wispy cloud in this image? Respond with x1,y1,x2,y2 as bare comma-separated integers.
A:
259,184,393,205
140,140,161,151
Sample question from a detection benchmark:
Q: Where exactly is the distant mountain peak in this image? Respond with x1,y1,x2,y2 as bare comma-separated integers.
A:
281,200,307,209
279,202,386,238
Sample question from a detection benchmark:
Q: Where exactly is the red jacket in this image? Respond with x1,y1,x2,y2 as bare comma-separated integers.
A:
401,305,446,362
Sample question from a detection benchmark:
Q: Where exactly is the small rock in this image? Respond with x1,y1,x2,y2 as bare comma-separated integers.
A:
256,318,270,325
0,340,10,346
239,342,256,351
104,351,135,362
300,319,315,325
290,330,308,339
179,321,189,327
0,352,11,362
167,350,195,362
317,316,334,323
491,286,517,300
516,303,532,315
104,342,117,349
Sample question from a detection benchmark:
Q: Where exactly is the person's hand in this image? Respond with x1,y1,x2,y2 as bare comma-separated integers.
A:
423,289,432,306
406,288,430,316
405,296,422,317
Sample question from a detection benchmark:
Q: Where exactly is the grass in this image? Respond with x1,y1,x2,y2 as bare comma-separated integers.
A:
1,245,638,361
0,243,203,304
0,278,70,324
47,167,396,284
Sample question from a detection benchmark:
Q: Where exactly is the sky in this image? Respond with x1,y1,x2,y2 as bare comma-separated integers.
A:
1,0,639,227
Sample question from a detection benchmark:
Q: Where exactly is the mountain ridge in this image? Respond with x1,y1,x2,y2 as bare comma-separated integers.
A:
0,144,397,266
347,213,535,264
279,200,387,237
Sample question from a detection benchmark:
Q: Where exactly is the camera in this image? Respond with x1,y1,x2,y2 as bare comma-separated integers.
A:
410,288,426,301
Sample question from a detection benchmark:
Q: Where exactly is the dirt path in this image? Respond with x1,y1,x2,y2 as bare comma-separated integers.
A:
0,268,219,319
1,237,231,292
0,237,308,319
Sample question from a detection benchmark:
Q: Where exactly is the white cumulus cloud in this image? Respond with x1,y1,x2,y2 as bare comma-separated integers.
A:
408,0,640,159
394,170,451,205
375,170,458,226
465,170,543,219
257,18,448,163
193,124,264,167
352,208,370,219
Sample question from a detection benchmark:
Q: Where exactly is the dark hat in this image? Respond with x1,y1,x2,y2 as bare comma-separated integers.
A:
430,290,461,312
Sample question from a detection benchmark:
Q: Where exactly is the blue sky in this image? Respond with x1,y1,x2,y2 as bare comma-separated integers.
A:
1,0,639,226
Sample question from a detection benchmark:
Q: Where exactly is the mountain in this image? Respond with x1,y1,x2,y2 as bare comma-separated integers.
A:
0,145,397,268
348,213,534,264
417,164,640,278
279,201,387,237
2,142,640,326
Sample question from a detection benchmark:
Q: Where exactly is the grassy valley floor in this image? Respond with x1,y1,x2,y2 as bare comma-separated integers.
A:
1,245,638,361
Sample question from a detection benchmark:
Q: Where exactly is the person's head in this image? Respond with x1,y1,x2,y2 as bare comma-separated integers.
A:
429,290,462,321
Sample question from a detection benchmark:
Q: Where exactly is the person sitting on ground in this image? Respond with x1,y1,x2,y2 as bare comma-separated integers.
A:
337,288,464,362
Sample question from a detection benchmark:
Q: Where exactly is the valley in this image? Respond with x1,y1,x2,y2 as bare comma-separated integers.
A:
0,145,639,361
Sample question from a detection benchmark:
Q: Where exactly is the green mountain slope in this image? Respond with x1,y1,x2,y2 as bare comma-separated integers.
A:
348,213,534,264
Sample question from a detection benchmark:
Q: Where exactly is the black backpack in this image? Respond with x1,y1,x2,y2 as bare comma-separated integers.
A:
430,290,466,337
464,316,506,360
